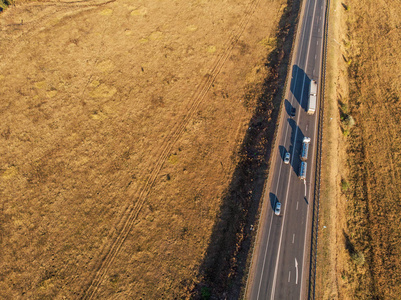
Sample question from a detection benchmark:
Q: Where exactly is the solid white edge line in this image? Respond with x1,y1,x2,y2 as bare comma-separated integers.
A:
270,0,319,298
257,8,311,296
255,209,275,300
299,2,326,300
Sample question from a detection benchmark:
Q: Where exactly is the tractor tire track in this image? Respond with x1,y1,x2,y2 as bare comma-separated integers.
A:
82,0,261,298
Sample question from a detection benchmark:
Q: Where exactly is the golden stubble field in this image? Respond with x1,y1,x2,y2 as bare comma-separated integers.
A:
316,0,401,299
0,0,288,298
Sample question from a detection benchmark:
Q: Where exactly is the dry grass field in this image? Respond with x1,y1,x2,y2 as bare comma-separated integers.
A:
0,0,296,298
316,0,401,299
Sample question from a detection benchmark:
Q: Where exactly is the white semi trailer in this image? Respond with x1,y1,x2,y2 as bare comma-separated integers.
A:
307,80,317,115
301,137,311,161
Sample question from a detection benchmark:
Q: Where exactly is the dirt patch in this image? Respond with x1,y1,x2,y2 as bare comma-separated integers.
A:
0,0,289,299
316,0,401,299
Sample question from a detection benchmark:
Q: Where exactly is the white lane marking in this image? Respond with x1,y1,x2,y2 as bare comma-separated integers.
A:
256,24,304,300
304,179,307,197
300,2,327,298
306,124,309,131
270,0,319,297
317,40,319,45
315,54,317,60
288,271,291,283
296,201,299,210
292,234,295,244
256,209,276,300
295,258,299,285
264,6,314,294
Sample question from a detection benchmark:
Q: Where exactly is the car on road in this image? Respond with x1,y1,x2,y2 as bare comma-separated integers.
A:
290,107,296,117
284,152,290,164
274,201,281,215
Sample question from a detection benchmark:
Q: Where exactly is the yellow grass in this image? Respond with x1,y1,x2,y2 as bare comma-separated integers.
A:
317,0,401,299
0,0,288,298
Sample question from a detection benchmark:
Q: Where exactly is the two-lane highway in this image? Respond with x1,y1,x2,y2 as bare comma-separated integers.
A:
246,0,326,299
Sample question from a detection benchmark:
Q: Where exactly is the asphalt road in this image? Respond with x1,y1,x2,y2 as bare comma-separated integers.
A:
246,0,326,299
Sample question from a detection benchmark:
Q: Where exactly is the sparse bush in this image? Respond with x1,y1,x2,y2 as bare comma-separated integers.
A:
351,251,365,266
341,102,348,114
201,287,211,300
345,115,355,127
342,114,355,127
0,0,13,10
180,226,188,238
341,179,349,192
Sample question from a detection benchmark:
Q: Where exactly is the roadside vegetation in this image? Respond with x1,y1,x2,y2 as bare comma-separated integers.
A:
0,0,11,12
316,0,401,299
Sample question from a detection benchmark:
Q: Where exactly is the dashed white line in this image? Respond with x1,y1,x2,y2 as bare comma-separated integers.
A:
300,4,327,298
255,0,324,298
255,212,275,300
292,234,295,244
270,0,320,294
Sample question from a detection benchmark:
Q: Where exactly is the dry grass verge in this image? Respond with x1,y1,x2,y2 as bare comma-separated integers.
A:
317,0,401,299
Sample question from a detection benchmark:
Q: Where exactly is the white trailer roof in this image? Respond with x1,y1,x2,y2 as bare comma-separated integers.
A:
308,94,317,112
309,80,318,95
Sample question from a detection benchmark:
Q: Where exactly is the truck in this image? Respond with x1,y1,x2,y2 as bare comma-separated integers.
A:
307,80,317,115
300,137,311,161
299,161,307,180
